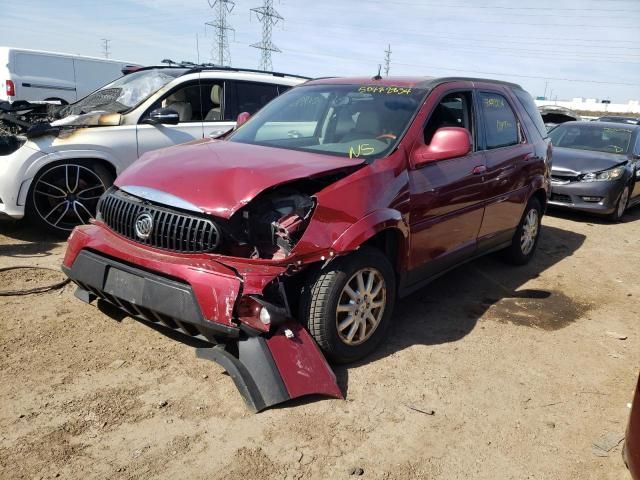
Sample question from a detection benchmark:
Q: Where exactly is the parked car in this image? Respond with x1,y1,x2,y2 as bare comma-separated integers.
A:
594,116,640,126
62,76,551,410
0,65,306,233
0,47,140,104
624,371,640,479
538,105,582,131
548,121,640,220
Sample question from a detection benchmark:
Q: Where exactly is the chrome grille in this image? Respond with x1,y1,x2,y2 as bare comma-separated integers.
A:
98,189,221,253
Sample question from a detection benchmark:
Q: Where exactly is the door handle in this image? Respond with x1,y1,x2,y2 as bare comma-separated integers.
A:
472,165,487,175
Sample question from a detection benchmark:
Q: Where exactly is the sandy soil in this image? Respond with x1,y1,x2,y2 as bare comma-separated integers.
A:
0,209,638,480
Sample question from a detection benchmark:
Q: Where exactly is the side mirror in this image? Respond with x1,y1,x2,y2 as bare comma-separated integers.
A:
236,111,251,128
143,108,180,125
412,127,472,168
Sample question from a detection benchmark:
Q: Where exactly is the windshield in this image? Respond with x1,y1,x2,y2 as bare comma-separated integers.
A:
59,69,187,116
549,123,633,154
228,84,427,160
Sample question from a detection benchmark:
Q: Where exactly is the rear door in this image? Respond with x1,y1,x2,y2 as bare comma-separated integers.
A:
475,86,534,250
200,79,237,138
407,83,487,284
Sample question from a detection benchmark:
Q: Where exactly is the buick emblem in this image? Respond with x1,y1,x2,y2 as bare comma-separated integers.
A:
134,212,154,240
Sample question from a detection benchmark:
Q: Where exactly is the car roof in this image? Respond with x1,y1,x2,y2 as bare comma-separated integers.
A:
304,75,522,90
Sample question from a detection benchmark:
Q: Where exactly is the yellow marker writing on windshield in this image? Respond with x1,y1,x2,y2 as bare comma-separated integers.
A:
349,144,375,159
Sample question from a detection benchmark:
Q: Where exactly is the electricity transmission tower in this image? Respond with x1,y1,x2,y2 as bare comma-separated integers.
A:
250,0,283,71
383,44,392,77
101,39,111,59
206,0,235,66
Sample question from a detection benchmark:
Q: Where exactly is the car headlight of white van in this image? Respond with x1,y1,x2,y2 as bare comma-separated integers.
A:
581,166,625,182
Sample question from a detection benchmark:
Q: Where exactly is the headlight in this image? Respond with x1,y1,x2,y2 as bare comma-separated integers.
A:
581,166,625,182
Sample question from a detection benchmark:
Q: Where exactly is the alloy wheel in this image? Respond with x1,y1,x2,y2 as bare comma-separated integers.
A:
32,164,107,231
335,268,387,346
617,187,629,219
520,208,539,256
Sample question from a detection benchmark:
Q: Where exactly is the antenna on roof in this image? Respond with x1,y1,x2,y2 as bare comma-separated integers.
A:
373,64,382,81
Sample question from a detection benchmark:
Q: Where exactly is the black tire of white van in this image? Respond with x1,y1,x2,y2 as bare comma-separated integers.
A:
300,247,396,364
502,197,542,266
27,161,114,237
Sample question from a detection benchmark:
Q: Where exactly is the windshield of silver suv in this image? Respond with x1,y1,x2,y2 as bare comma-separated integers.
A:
549,123,633,154
59,68,188,116
228,84,428,159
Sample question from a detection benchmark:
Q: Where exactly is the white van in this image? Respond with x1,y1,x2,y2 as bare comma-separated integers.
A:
0,47,140,104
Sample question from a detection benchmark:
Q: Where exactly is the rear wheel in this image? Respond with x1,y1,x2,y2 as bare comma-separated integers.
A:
301,247,396,363
609,185,630,223
503,197,542,265
28,162,113,236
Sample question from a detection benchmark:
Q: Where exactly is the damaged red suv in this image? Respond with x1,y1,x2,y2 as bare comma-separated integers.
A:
63,76,551,411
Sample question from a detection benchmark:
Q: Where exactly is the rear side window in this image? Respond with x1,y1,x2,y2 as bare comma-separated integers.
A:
513,88,548,139
479,92,519,149
235,82,279,115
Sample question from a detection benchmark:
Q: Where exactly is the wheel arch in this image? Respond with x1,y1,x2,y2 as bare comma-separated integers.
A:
330,209,409,275
20,154,118,206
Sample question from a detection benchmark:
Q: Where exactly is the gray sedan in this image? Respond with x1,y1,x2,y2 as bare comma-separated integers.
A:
548,121,640,221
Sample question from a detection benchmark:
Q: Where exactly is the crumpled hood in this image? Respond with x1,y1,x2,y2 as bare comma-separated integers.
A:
115,139,364,218
551,147,627,175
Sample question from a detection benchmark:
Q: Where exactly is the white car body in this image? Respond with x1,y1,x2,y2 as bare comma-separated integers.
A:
0,68,305,224
0,47,139,104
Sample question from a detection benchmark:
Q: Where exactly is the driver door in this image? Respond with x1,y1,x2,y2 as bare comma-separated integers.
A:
135,81,206,158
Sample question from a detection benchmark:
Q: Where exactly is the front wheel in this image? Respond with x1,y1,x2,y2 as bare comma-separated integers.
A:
28,162,113,236
301,247,396,363
502,197,542,265
609,185,630,223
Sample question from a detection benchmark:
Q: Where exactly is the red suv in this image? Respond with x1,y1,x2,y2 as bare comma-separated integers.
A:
62,76,551,411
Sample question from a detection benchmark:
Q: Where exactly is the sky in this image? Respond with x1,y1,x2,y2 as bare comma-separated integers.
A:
2,0,639,103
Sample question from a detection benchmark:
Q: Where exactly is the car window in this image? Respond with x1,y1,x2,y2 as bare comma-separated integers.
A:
229,84,427,160
143,81,223,124
513,88,548,139
549,123,633,154
234,82,279,115
424,91,473,148
479,92,519,149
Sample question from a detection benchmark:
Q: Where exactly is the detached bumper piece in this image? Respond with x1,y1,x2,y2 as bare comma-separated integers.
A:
63,249,343,412
197,323,343,412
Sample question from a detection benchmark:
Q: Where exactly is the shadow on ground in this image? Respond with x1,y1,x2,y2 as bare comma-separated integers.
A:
0,218,63,258
336,224,588,395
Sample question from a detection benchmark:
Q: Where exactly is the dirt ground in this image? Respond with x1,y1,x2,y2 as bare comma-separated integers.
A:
0,208,638,480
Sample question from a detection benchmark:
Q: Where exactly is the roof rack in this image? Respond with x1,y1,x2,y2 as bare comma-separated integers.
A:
131,60,310,80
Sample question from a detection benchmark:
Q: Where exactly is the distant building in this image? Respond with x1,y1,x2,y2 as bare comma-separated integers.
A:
535,97,640,114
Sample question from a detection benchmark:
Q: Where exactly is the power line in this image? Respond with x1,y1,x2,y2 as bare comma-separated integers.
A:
205,0,235,66
281,47,639,87
250,0,283,71
101,38,111,59
383,44,392,77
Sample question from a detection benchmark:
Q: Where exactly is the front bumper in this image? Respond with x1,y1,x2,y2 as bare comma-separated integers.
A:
62,223,343,411
548,178,625,215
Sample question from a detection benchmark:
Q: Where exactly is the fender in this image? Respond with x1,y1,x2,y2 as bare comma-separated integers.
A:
331,208,409,253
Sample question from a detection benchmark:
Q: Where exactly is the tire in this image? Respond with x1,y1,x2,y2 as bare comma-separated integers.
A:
503,197,542,265
609,184,630,223
28,161,113,236
300,246,396,363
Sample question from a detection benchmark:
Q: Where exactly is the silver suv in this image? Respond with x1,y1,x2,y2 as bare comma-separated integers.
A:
0,66,305,233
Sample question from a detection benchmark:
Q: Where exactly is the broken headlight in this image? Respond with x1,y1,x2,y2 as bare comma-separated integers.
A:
581,166,625,182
